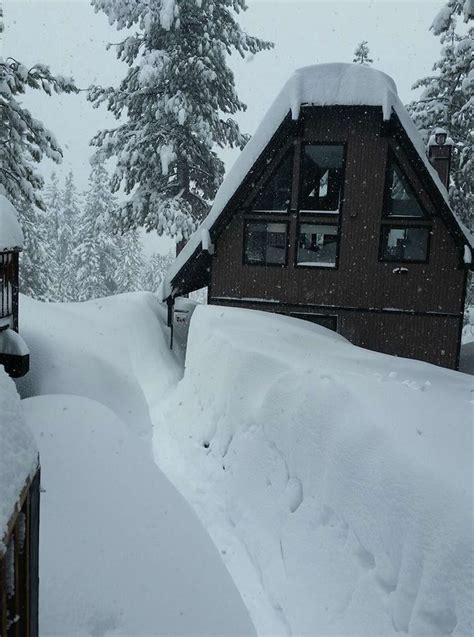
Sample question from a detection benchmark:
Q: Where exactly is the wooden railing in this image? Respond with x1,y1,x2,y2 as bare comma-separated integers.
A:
0,467,40,637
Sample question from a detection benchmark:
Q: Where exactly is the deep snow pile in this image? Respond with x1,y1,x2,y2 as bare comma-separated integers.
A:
18,293,256,636
17,292,180,437
0,368,37,546
154,305,474,636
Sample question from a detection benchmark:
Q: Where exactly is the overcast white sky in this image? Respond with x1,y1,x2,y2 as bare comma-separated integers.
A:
2,0,443,252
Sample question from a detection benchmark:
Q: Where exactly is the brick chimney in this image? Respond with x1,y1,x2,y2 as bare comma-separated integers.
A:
427,127,453,189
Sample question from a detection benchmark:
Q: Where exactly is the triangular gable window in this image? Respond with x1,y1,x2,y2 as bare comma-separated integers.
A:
251,151,293,212
385,159,425,218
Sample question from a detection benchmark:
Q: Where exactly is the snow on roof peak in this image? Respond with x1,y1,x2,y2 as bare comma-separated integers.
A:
0,195,24,252
284,63,399,121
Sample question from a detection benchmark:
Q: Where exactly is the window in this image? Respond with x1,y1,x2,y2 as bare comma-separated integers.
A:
380,155,431,263
244,222,288,265
290,313,337,331
297,224,338,267
252,151,293,212
0,253,14,318
300,145,344,212
380,227,430,262
385,160,424,217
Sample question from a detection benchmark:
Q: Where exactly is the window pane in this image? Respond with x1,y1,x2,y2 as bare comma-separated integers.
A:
290,313,337,331
300,145,344,212
252,152,293,211
297,224,338,267
386,162,424,217
244,222,287,265
382,227,429,261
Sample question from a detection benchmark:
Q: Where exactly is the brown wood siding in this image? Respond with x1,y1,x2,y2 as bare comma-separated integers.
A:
209,106,465,368
211,299,460,369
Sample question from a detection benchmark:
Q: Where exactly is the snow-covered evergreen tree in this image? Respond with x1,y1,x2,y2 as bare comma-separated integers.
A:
88,0,273,241
115,230,144,294
408,6,473,229
142,251,175,292
57,172,82,301
42,172,63,298
430,0,473,35
353,41,373,65
73,157,120,301
0,14,77,209
18,202,55,301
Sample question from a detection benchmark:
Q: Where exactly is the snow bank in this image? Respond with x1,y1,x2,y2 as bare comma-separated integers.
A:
17,292,181,437
23,394,255,636
161,63,473,299
0,368,37,548
154,305,474,636
0,194,24,252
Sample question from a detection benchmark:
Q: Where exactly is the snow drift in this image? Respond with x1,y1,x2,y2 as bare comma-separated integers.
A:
154,305,474,636
0,368,37,546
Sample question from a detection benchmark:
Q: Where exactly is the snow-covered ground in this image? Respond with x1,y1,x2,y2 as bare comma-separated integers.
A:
153,305,473,636
17,293,473,636
18,294,255,636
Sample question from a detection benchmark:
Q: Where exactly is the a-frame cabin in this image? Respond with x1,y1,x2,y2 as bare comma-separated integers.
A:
161,64,473,369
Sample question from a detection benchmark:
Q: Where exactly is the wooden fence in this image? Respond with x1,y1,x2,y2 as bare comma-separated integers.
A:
0,468,40,637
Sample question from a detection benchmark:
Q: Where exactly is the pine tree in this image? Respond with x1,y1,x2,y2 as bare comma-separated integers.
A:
0,10,77,209
142,251,175,292
353,41,373,65
408,8,473,229
88,0,273,241
42,172,63,299
57,172,82,301
73,157,121,301
115,229,144,294
18,202,55,301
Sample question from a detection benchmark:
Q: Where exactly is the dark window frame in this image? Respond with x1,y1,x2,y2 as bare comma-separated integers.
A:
289,312,338,332
378,224,432,264
379,149,432,264
246,144,296,214
242,219,290,267
383,150,429,220
0,252,15,319
296,141,346,269
295,220,341,270
297,142,347,215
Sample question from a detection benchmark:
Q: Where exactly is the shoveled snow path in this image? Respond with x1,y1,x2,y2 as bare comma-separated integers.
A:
18,293,257,636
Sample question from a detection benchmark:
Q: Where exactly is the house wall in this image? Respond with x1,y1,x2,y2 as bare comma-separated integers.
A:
210,299,461,369
208,107,465,369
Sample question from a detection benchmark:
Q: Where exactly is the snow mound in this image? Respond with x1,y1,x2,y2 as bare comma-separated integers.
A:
23,394,256,636
0,368,37,547
0,194,24,252
154,305,474,636
17,292,180,437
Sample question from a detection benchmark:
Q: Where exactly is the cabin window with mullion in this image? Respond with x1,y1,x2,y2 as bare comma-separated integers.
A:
299,144,344,213
0,253,13,319
244,221,288,266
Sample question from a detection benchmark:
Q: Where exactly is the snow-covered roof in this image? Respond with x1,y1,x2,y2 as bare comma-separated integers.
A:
0,195,24,252
161,63,474,298
0,368,38,548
